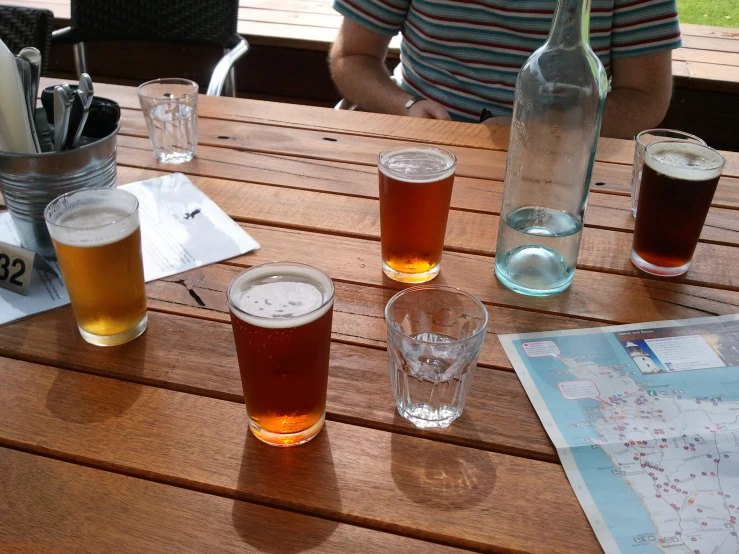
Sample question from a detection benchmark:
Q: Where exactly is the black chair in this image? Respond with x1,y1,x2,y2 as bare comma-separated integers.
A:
52,0,248,96
0,5,54,74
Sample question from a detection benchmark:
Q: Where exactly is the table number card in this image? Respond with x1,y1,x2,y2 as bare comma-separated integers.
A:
0,240,57,296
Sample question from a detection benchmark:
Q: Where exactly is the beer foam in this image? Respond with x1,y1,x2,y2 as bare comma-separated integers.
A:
379,147,456,183
229,265,334,329
644,141,725,182
50,205,139,247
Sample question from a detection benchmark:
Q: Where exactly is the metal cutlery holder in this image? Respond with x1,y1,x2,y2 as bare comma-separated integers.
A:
0,123,120,258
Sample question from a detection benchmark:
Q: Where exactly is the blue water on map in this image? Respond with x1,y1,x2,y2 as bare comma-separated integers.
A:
512,330,739,553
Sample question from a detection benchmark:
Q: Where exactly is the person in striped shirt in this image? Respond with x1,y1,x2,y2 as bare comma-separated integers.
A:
329,0,682,138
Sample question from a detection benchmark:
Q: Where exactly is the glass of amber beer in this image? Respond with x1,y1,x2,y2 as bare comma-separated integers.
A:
631,141,725,277
227,262,334,446
44,188,148,346
378,145,456,283
630,129,705,217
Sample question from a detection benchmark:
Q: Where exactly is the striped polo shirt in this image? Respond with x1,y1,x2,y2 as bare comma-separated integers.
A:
333,0,682,122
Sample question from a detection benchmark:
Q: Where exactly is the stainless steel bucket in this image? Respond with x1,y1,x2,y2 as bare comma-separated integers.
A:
0,124,120,258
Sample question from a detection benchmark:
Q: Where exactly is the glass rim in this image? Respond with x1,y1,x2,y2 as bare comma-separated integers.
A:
137,77,199,100
44,188,139,230
635,128,705,147
377,144,457,181
227,261,335,323
384,285,488,345
644,140,726,172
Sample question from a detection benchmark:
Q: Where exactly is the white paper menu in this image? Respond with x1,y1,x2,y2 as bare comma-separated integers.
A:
0,173,260,325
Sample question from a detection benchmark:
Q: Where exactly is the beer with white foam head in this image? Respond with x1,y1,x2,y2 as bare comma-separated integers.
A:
228,262,334,446
631,141,725,277
378,145,456,283
45,188,147,347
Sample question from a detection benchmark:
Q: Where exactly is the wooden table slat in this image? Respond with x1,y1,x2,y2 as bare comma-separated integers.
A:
239,7,342,29
673,46,739,67
240,0,337,16
681,34,739,54
680,23,739,40
2,0,70,17
159,235,739,325
238,20,339,48
681,60,739,92
0,447,464,553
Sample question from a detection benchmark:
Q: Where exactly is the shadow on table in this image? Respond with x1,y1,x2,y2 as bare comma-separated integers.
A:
232,426,341,553
45,327,148,424
390,413,494,510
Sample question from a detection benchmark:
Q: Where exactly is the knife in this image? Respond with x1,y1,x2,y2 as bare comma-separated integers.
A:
70,73,94,149
18,47,41,111
14,56,41,153
53,85,73,152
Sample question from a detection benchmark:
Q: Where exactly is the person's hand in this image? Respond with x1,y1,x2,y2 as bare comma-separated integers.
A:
407,100,451,120
482,116,512,127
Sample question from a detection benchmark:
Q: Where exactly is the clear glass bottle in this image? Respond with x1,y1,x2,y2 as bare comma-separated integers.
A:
494,0,608,296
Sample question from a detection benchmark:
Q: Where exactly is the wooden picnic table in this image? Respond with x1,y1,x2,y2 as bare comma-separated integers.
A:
1,78,739,553
5,0,739,94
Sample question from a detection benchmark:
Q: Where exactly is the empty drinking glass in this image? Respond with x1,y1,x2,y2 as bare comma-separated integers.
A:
631,129,705,217
385,285,488,429
137,78,198,163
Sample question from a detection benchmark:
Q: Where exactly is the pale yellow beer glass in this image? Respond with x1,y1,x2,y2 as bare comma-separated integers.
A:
45,188,148,346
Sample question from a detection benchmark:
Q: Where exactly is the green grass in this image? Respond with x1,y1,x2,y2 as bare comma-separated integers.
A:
677,0,738,28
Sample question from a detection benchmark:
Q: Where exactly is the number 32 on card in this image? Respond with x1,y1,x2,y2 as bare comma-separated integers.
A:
0,241,35,295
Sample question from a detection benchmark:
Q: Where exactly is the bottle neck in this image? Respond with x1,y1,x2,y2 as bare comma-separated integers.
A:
547,0,591,48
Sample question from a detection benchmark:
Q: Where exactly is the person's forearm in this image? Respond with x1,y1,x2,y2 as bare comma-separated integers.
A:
600,87,671,139
331,54,412,115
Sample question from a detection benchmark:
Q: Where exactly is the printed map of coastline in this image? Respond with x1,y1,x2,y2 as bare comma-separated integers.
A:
501,315,739,554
